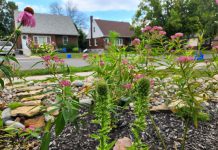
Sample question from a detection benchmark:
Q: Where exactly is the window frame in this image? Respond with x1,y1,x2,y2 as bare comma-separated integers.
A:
33,36,51,45
62,36,68,45
94,39,98,46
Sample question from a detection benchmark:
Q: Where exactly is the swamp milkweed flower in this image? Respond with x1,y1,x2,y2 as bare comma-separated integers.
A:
123,83,132,90
141,26,152,32
99,60,105,66
175,33,184,38
134,74,144,81
17,7,36,27
82,53,89,60
132,38,140,46
159,31,166,35
177,56,194,63
42,55,51,62
59,80,71,87
122,59,129,65
216,0,218,5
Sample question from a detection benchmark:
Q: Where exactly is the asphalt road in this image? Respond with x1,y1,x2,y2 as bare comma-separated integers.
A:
14,55,89,70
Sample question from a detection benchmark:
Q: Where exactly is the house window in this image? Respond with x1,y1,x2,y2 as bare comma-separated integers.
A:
93,27,95,32
33,36,51,45
104,38,109,44
63,36,68,45
94,39,98,46
117,38,123,46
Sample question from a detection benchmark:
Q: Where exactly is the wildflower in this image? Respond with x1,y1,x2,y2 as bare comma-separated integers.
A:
99,60,105,66
17,7,36,27
128,65,135,70
123,83,132,90
122,59,129,65
59,80,71,87
42,55,51,62
216,0,218,5
150,26,163,32
171,35,176,39
177,56,194,63
175,33,184,38
134,74,144,81
159,31,166,35
150,79,155,88
132,38,140,46
82,53,88,60
51,41,56,46
213,46,218,50
141,26,152,32
53,55,64,64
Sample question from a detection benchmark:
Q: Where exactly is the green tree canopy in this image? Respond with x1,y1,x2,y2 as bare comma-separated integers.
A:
133,0,218,38
0,0,18,37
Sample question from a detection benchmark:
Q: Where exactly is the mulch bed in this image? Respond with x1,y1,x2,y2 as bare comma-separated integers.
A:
50,102,218,150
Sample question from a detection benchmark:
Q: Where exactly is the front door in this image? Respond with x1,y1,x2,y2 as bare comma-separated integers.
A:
21,34,31,56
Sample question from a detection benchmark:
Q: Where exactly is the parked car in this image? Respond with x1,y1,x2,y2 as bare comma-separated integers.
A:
0,41,15,56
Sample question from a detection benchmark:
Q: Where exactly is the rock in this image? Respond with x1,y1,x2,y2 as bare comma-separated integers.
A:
11,106,43,117
74,72,94,77
150,103,170,111
5,120,25,129
6,84,27,90
23,100,41,106
168,100,187,112
113,137,132,150
213,74,218,80
24,116,45,128
80,98,92,105
17,86,43,92
47,106,59,116
21,93,53,101
214,92,218,98
45,114,55,122
1,108,12,122
129,103,134,110
16,89,43,97
73,80,84,87
0,101,6,110
193,62,207,70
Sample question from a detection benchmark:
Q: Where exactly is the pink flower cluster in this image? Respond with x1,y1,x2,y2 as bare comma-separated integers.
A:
171,33,184,39
132,38,141,46
83,53,89,60
17,7,36,27
59,80,71,87
123,83,132,90
134,74,144,81
216,0,218,5
42,55,64,65
213,46,218,50
177,56,194,63
141,25,166,35
99,60,105,66
122,59,129,65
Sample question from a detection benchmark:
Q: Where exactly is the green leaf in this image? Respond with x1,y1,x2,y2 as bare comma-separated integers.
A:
40,132,51,150
7,56,19,64
55,112,65,136
31,61,44,68
0,78,4,88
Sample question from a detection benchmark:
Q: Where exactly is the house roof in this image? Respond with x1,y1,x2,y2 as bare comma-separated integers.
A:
95,19,134,37
14,11,79,36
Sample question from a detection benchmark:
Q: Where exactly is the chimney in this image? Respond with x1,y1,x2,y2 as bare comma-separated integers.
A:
90,16,93,46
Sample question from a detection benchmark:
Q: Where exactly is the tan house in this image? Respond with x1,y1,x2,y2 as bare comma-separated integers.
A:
87,16,134,52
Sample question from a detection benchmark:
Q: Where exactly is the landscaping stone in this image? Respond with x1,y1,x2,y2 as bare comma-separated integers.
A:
168,100,187,112
44,114,55,122
21,93,52,101
74,72,94,77
0,101,6,110
1,108,12,122
47,106,59,116
23,100,41,106
16,89,43,97
17,86,43,92
79,98,92,105
150,103,170,111
11,106,43,117
113,137,132,150
24,116,45,128
213,74,218,80
5,120,25,129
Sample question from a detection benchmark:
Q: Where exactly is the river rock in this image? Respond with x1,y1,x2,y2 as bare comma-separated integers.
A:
44,114,55,123
17,86,43,92
24,116,45,128
213,74,218,80
80,98,92,105
11,106,43,117
73,80,84,87
150,103,170,111
1,108,12,122
47,106,59,116
113,137,132,150
0,101,6,110
5,120,25,129
16,89,43,97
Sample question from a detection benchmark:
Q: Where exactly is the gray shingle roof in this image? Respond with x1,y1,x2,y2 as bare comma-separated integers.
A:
14,11,79,36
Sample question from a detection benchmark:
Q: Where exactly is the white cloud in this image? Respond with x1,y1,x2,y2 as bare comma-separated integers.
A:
62,0,140,12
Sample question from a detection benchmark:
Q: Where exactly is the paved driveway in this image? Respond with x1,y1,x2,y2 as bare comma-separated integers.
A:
14,55,89,70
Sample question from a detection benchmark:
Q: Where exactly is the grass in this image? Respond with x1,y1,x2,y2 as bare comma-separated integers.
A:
14,65,95,77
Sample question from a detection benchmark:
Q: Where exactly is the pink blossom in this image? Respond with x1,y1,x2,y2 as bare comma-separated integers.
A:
59,80,71,87
123,83,132,90
99,60,105,66
171,35,177,39
134,74,144,80
216,0,218,5
177,56,194,63
151,26,163,31
128,65,135,70
141,26,152,32
82,53,88,60
17,7,36,27
213,46,218,50
150,79,155,88
132,38,140,46
53,55,64,64
42,55,51,62
122,59,129,65
159,31,166,35
51,41,56,46
175,33,184,38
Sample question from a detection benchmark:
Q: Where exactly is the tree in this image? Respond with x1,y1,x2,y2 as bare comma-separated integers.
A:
0,0,18,37
78,29,88,50
49,0,87,29
133,0,218,38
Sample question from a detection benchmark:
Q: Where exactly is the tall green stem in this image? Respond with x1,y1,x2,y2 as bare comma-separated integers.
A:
181,120,189,150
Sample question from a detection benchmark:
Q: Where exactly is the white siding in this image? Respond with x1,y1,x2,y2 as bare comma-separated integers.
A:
87,20,104,39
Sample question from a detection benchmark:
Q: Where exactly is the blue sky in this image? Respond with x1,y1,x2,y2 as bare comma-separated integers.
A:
9,0,140,23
